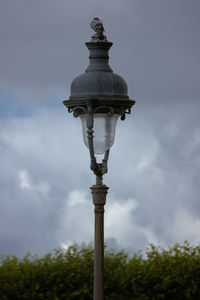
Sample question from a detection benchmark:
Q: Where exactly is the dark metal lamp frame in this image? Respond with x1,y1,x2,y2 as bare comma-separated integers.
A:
63,96,135,184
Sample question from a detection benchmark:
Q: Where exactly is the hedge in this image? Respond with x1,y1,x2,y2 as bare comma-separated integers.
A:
0,242,200,299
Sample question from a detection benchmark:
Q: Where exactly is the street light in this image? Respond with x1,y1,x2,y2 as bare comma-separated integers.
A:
63,18,135,300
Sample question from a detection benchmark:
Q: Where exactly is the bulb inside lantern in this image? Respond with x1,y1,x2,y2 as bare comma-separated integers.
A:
79,113,120,155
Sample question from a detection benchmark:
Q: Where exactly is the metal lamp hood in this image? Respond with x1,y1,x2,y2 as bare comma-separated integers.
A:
63,24,135,119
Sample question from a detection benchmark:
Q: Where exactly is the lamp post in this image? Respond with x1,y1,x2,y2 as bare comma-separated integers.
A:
63,18,135,300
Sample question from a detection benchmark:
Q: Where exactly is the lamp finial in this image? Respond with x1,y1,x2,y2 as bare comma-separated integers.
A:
90,17,107,41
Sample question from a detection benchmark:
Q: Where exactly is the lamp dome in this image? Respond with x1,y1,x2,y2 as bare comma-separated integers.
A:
63,32,135,119
71,71,128,98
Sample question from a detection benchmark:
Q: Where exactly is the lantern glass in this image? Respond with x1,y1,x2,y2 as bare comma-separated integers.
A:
80,113,120,155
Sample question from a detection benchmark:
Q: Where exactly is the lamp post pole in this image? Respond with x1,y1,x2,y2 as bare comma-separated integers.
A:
63,18,135,300
91,183,108,300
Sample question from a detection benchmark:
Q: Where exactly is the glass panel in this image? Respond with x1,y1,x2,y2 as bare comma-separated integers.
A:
80,113,120,155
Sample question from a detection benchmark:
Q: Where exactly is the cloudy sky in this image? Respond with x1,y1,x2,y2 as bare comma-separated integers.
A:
0,0,200,257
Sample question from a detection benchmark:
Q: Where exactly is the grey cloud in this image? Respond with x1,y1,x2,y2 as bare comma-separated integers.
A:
105,99,200,247
0,0,200,256
0,100,200,256
0,108,91,256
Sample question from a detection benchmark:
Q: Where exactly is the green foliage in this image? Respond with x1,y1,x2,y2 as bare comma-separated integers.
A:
126,242,200,300
0,244,93,300
0,242,200,299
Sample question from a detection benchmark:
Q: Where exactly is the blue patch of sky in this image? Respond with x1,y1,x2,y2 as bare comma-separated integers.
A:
0,89,65,119
45,101,63,110
0,90,32,119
